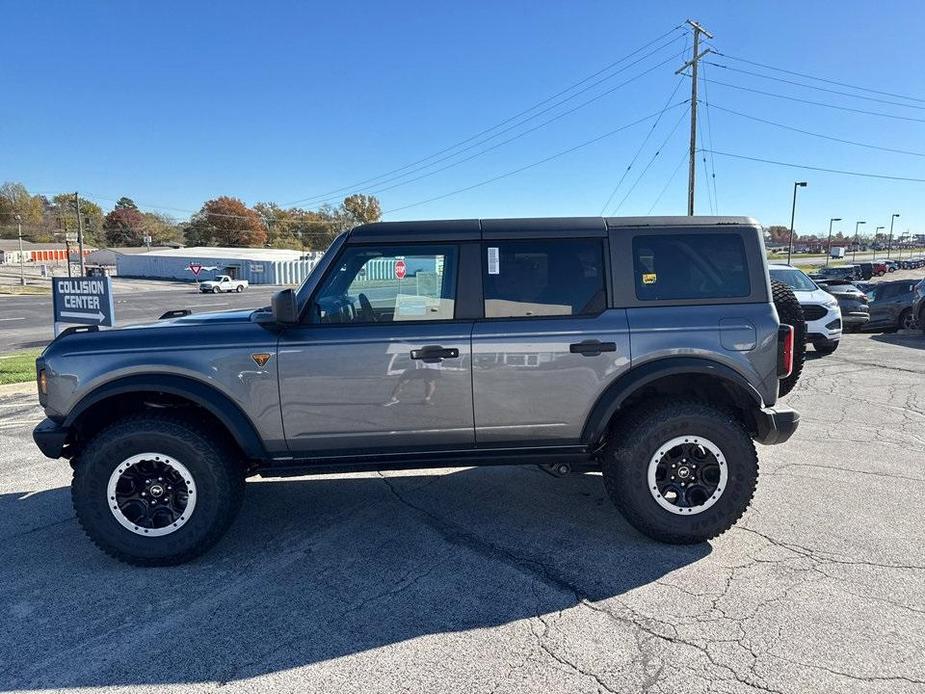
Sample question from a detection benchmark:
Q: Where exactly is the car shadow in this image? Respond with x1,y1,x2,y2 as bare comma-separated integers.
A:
0,466,709,689
870,332,925,350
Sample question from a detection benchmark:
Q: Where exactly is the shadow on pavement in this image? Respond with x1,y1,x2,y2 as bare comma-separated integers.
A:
870,332,925,350
0,465,709,689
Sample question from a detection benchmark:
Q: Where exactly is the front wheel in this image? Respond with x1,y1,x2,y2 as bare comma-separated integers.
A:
899,309,917,331
212,286,221,294
602,401,758,544
72,415,245,566
813,339,839,355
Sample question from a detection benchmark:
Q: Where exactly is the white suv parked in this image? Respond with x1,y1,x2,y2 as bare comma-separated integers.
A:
769,264,842,355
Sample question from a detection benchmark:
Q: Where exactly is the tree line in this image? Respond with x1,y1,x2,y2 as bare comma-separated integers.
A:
0,181,381,251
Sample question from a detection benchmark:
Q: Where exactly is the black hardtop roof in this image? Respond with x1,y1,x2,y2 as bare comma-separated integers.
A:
347,215,760,242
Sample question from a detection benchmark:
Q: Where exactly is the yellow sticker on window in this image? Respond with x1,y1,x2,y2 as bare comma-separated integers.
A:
642,273,657,285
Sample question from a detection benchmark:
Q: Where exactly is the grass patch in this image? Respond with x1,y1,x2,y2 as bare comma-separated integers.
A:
0,284,51,295
0,349,42,385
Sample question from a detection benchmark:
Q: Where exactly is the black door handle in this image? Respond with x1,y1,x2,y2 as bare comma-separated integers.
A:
410,345,460,363
569,340,617,357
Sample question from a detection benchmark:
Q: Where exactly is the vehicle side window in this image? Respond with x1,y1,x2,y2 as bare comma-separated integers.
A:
482,239,606,318
312,244,457,324
633,233,750,301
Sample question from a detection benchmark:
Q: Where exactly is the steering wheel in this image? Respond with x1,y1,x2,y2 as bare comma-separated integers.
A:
357,293,376,322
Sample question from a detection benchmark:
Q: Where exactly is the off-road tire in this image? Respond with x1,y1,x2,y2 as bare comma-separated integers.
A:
602,400,758,544
72,414,245,566
771,278,806,397
813,339,839,355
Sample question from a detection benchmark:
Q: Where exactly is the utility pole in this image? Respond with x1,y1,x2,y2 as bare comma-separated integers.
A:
786,181,807,264
825,217,842,267
16,214,25,286
852,220,866,264
75,192,86,276
676,19,714,216
887,213,899,259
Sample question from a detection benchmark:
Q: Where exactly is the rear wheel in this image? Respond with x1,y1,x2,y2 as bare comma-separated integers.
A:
771,278,806,397
235,285,244,293
602,400,758,544
72,415,245,566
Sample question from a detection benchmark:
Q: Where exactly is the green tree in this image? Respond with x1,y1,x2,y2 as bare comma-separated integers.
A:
50,193,104,245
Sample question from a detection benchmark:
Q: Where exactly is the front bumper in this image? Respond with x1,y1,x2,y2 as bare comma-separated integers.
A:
754,407,800,445
33,418,69,459
803,303,842,341
841,312,870,327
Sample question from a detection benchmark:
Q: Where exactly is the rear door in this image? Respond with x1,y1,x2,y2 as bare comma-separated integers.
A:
471,230,631,445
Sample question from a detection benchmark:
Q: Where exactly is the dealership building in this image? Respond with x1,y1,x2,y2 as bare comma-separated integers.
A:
115,247,324,285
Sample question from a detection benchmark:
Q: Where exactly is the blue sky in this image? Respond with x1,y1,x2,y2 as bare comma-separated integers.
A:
4,1,925,237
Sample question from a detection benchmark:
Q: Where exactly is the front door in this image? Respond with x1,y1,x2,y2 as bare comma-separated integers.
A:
278,242,475,454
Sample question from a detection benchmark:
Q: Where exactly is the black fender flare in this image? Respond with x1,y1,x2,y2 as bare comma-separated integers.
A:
580,357,765,445
64,374,267,459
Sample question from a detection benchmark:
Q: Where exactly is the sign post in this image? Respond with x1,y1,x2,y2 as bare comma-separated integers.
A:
52,276,115,336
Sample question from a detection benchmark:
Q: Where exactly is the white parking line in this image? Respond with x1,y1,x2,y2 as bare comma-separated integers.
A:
0,317,26,321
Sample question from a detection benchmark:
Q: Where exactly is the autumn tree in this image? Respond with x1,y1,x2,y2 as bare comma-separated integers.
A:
103,197,145,246
50,193,104,245
185,196,266,247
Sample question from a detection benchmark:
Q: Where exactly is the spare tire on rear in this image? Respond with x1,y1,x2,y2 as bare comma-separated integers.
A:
771,278,806,397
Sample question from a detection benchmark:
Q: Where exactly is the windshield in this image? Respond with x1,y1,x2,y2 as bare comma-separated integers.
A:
769,267,818,292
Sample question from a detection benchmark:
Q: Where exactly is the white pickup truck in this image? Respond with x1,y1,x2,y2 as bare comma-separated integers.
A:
199,275,248,293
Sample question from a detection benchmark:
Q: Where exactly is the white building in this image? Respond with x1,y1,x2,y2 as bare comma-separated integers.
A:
115,246,325,285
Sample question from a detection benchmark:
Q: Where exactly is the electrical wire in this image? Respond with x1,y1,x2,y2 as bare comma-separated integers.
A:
703,149,925,183
705,61,925,111
702,78,925,123
647,147,690,214
611,104,690,215
700,63,719,212
382,106,683,216
599,74,687,214
708,49,925,105
707,103,925,158
283,27,687,206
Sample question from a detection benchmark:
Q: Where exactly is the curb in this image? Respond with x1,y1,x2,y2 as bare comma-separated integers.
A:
0,382,38,398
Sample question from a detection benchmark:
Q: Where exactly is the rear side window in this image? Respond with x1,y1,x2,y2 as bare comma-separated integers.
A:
633,233,750,301
483,239,607,318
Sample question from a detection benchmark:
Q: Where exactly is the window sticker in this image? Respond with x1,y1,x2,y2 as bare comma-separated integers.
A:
487,247,500,275
642,273,657,285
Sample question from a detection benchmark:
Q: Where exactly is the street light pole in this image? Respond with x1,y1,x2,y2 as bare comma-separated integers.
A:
887,213,900,259
825,217,842,266
786,181,807,264
852,220,866,264
16,214,25,286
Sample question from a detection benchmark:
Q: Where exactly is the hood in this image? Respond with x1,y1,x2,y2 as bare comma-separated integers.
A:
792,286,836,305
126,308,261,330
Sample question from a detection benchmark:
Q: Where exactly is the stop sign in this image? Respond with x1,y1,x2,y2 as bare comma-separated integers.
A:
394,259,407,279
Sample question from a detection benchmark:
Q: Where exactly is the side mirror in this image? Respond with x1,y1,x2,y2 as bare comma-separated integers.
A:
271,288,299,324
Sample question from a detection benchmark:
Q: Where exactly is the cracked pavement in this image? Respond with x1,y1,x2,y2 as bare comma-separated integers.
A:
0,332,923,693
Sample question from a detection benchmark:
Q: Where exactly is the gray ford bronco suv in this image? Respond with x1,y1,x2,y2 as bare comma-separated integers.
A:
33,216,800,566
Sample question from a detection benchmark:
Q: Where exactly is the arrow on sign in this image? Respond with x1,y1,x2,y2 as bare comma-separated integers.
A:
60,310,105,322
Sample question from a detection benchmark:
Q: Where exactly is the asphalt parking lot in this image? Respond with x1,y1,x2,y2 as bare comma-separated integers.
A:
0,332,923,693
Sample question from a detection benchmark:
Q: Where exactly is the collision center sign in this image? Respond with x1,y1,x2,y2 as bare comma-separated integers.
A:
52,277,115,327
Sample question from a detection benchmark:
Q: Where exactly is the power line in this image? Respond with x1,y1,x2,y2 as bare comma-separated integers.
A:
703,149,925,183
647,148,690,214
358,52,688,200
283,27,687,206
703,77,925,123
700,63,719,212
612,104,691,214
705,61,925,111
708,50,925,105
707,103,925,158
382,107,680,216
599,74,687,214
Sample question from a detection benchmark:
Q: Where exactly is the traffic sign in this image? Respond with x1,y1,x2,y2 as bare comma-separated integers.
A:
394,259,407,280
53,276,115,328
189,263,203,276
